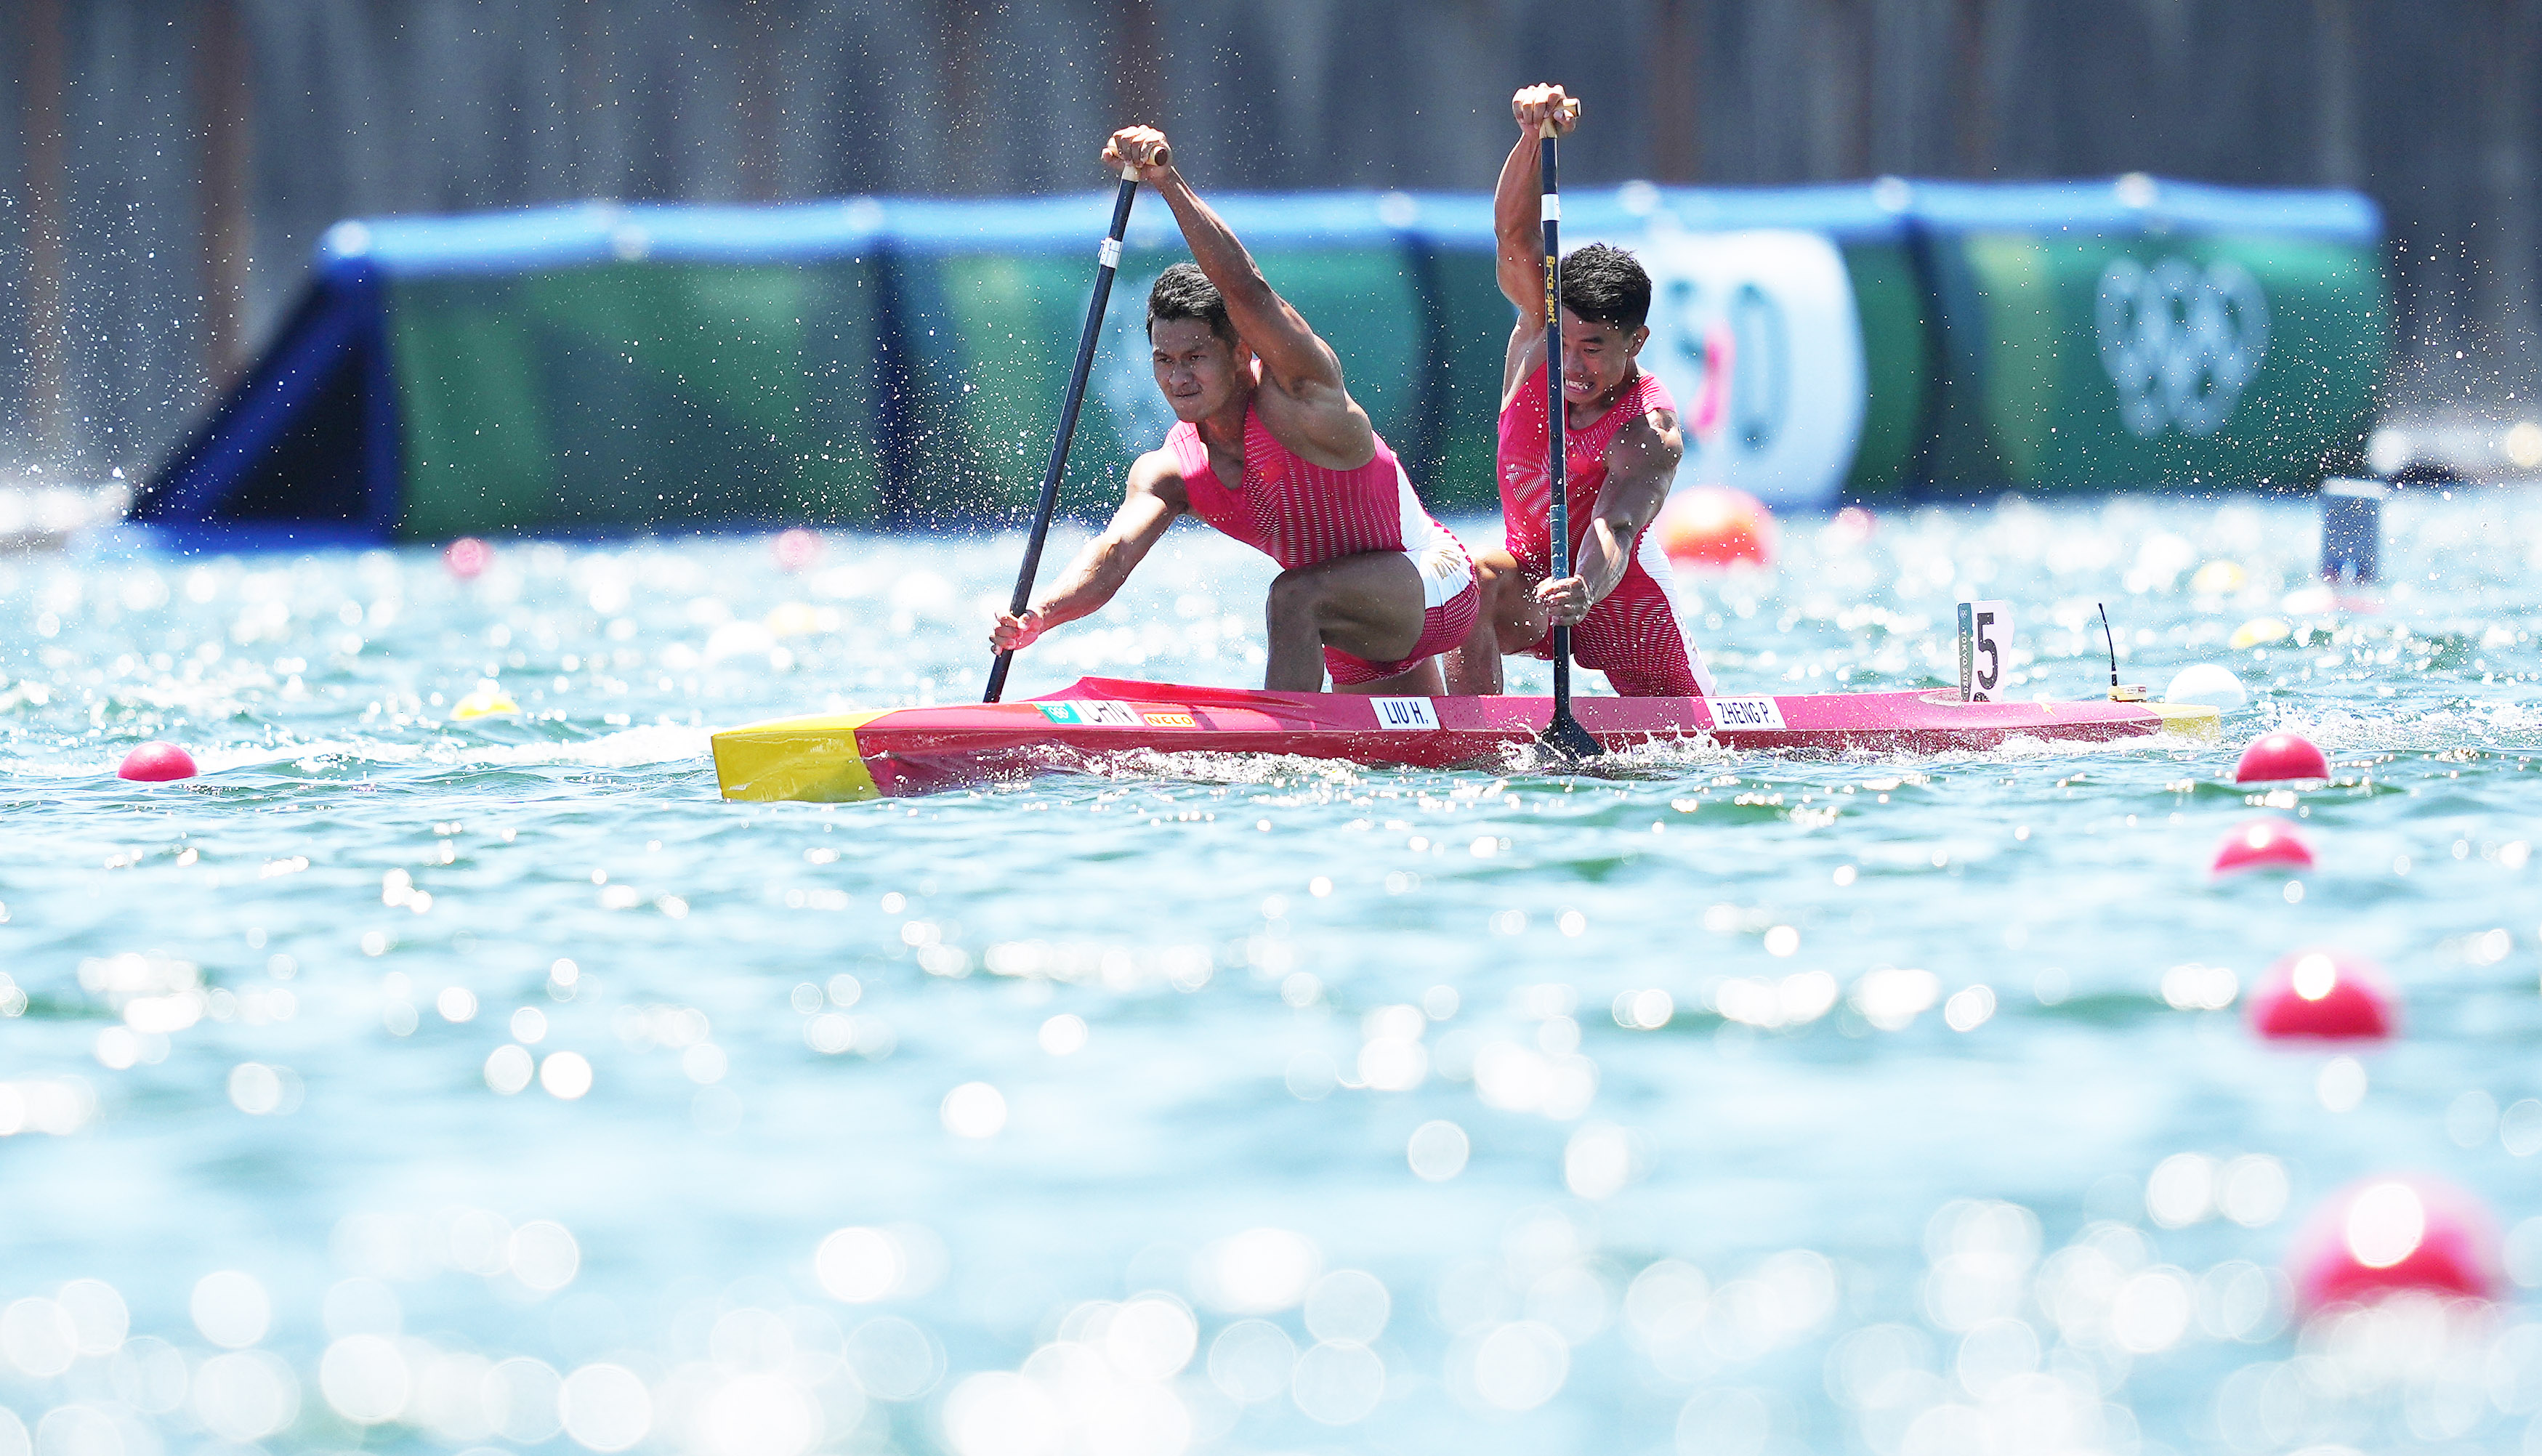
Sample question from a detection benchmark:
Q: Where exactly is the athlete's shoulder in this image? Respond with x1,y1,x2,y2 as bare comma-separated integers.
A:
1631,366,1679,414
1609,393,1684,470
1126,444,1193,505
1252,384,1376,472
1498,357,1552,421
1626,375,1681,440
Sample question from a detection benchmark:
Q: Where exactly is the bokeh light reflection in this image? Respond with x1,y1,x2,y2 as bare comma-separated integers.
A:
1206,1320,1296,1405
815,1228,903,1304
1405,1120,1469,1182
192,1349,299,1442
1193,1229,1320,1315
189,1271,270,1349
483,1356,567,1444
320,1332,413,1424
1291,1338,1385,1424
559,1362,653,1451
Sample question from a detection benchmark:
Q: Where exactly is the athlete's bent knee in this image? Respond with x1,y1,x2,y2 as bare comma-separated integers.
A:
1265,567,1326,623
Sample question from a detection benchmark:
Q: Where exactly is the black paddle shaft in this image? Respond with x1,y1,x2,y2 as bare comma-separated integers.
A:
985,169,1142,703
1537,127,1600,761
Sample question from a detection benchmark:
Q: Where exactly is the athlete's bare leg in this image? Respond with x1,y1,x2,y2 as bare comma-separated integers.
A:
1262,551,1431,692
1441,548,1552,695
1446,551,1513,695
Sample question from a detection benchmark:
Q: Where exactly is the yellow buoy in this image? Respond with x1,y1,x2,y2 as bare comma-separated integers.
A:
2191,560,2246,596
453,681,520,719
2228,617,2291,650
764,602,825,638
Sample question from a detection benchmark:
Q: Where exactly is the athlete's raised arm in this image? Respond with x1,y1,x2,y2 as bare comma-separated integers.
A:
1103,126,1373,468
989,452,1188,653
1496,84,1580,400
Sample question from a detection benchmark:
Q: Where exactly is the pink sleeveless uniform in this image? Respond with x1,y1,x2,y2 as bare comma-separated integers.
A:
1498,363,1714,697
1169,405,1477,687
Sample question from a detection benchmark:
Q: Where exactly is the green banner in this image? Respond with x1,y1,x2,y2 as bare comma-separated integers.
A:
332,192,2384,537
388,260,884,540
1916,232,2384,492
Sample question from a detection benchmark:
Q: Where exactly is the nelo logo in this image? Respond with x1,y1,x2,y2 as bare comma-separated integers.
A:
2094,257,2270,438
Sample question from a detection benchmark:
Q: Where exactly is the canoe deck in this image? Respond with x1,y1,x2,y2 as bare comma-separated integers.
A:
711,676,2220,802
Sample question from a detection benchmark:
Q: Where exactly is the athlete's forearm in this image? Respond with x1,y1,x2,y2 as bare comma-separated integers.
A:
1028,536,1138,628
1493,131,1545,312
1154,171,1345,400
1151,171,1280,325
1571,451,1669,606
1572,518,1634,604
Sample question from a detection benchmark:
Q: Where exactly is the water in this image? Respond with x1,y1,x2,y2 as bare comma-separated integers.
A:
4,488,2541,1456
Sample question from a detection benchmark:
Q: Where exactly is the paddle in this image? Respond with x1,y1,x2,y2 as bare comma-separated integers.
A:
984,160,1144,703
1535,115,1601,761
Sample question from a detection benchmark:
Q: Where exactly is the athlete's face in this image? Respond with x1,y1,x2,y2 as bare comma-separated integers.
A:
1150,318,1250,423
1559,308,1647,408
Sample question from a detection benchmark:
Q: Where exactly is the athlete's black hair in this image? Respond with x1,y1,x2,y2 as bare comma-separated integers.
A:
1147,262,1237,344
1559,242,1652,333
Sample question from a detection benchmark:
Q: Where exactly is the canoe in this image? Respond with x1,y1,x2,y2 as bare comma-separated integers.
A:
711,676,2220,803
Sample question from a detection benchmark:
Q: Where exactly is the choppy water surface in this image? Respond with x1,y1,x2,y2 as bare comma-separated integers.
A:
4,489,2542,1456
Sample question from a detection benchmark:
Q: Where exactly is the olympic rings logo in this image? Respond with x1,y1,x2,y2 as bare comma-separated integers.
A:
2094,256,2271,438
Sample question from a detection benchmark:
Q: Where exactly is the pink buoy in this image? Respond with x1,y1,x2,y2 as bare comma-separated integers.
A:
2212,818,2316,876
2289,1176,2499,1315
118,742,197,782
2235,731,2329,784
444,537,491,579
2246,949,2396,1040
774,528,823,572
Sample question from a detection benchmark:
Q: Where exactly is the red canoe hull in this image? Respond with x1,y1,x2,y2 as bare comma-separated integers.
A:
711,676,2219,802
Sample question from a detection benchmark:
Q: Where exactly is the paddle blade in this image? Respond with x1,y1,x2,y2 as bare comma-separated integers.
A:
1536,710,1602,764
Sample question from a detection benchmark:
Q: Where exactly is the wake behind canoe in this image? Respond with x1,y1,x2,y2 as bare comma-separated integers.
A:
711,676,2221,803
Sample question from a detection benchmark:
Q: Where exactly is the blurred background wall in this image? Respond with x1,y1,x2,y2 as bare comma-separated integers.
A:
3,0,2535,479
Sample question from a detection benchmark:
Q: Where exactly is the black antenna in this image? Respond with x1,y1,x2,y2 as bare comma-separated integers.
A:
2097,603,2120,693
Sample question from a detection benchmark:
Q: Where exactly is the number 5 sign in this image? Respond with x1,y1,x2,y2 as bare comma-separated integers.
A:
1958,601,2014,702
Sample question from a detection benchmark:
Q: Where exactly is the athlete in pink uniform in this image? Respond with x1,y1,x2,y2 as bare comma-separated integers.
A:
988,126,1477,694
1444,85,1714,699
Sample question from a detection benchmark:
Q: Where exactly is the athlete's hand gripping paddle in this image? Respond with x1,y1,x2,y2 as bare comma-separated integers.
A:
984,159,1143,703
1535,117,1601,762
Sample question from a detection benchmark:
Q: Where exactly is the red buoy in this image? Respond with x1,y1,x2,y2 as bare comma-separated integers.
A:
2234,732,2329,784
1657,487,1775,568
2289,1176,2498,1315
2246,950,2396,1040
118,742,198,782
2212,818,2316,876
775,529,823,573
443,537,491,579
